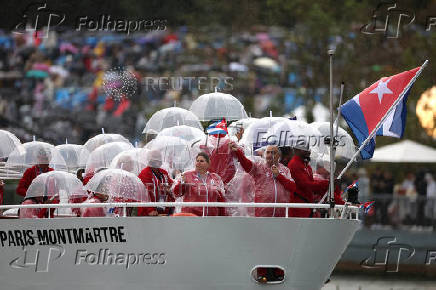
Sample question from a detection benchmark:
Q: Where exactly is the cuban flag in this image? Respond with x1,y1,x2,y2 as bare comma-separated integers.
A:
340,63,426,159
207,118,228,135
360,201,375,216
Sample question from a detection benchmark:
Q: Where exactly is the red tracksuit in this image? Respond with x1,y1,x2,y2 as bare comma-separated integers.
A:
173,170,226,216
80,196,107,217
201,136,236,184
288,155,329,217
137,167,174,216
233,148,296,217
16,165,53,197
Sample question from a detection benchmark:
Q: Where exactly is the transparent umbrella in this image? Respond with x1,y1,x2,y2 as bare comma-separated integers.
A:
25,171,87,215
228,117,258,138
157,125,205,144
85,169,149,202
189,92,248,122
109,148,149,175
85,142,134,176
26,171,86,200
145,136,194,174
6,141,67,172
142,107,203,135
239,117,290,151
0,130,23,159
309,122,356,159
266,119,320,148
80,133,132,167
56,144,88,173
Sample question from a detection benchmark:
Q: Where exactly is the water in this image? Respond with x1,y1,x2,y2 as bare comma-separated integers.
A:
322,275,436,290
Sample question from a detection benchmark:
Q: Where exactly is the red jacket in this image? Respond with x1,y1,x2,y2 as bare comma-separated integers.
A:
233,148,296,217
16,165,53,197
288,155,329,217
18,198,57,219
80,196,107,217
201,137,236,184
82,172,94,185
137,167,174,216
173,170,226,216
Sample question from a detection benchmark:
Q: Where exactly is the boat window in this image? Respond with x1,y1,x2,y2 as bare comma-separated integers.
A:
251,265,285,284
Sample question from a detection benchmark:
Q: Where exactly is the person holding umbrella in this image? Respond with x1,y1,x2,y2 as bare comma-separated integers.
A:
137,150,174,216
16,149,53,197
229,142,296,217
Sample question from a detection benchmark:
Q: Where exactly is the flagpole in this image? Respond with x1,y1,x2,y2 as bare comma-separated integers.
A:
328,49,335,206
337,60,428,179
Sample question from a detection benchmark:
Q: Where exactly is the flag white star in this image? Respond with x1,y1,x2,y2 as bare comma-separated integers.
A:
370,78,393,103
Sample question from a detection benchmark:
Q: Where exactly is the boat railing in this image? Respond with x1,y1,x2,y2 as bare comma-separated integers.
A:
0,202,360,220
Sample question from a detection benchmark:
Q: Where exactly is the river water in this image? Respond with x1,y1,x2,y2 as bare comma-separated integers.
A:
322,275,436,290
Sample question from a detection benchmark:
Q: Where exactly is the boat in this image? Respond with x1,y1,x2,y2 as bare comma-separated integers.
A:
0,202,360,290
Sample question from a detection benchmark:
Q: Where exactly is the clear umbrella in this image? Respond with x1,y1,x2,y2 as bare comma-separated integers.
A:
26,171,87,200
56,144,88,173
189,92,248,122
109,148,149,175
85,169,149,202
6,141,67,172
82,133,131,154
157,125,205,144
309,122,356,159
228,117,258,138
25,171,87,215
142,107,203,135
85,142,134,176
239,117,290,151
266,119,320,148
145,136,194,175
0,130,23,159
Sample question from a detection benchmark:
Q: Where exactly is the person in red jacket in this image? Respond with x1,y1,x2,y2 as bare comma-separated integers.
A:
200,135,236,185
173,152,226,216
230,142,296,217
80,192,108,217
287,141,329,217
138,150,174,216
16,150,54,197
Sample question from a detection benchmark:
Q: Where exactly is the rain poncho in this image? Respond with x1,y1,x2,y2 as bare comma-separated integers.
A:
225,166,256,216
288,155,329,217
200,136,236,184
19,198,48,219
137,167,174,216
173,170,226,216
16,165,54,197
80,195,107,217
233,148,296,217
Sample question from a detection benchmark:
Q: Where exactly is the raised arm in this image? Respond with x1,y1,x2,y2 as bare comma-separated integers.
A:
229,142,254,173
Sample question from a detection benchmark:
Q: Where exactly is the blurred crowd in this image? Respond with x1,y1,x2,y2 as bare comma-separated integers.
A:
361,167,436,228
0,26,311,145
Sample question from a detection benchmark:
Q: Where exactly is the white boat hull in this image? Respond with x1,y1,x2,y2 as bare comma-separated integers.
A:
0,217,360,290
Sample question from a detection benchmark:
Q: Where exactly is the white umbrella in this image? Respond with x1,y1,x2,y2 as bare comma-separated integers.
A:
0,130,23,159
266,120,319,148
109,148,149,175
26,171,86,200
143,107,203,135
145,136,194,173
56,144,88,173
80,133,132,166
85,142,134,175
253,57,279,70
157,125,205,144
85,169,148,202
239,117,290,150
6,141,67,172
371,140,436,163
189,92,248,122
309,122,356,160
